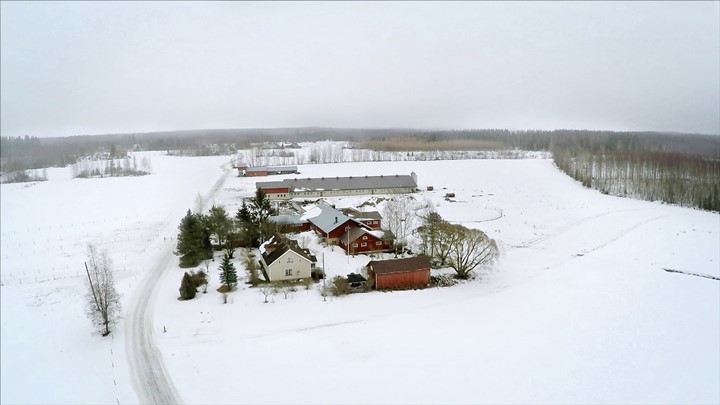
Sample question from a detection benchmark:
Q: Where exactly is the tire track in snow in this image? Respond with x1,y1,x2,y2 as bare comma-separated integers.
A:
126,162,232,404
514,208,646,248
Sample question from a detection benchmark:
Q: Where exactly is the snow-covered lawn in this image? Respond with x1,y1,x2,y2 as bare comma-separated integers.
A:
2,153,718,404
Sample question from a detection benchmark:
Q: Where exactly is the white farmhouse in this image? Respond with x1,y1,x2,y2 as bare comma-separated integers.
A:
258,235,317,282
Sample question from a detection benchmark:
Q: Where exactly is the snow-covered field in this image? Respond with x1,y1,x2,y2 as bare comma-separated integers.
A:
2,149,718,404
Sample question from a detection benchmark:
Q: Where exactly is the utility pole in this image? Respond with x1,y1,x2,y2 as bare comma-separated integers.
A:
345,225,351,263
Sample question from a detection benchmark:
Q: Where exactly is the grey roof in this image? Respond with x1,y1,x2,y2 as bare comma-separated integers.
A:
262,236,316,266
247,165,298,172
256,180,287,188
339,226,369,243
305,202,357,234
368,256,431,275
266,166,298,172
342,208,382,221
257,174,416,193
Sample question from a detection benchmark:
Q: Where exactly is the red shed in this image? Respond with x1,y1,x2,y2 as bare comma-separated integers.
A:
367,256,431,290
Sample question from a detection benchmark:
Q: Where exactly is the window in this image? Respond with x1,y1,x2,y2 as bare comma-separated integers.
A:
361,242,367,247
373,221,378,224
287,257,294,263
353,243,358,247
285,269,293,276
376,241,382,245
362,236,367,240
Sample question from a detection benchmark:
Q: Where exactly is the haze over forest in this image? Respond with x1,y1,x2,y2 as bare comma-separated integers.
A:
1,1,719,138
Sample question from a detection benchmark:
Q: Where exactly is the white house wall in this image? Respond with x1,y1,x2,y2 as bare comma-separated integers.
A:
267,251,312,281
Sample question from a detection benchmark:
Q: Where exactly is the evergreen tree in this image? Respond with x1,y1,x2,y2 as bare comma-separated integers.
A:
252,188,274,223
179,272,197,300
207,205,232,248
219,252,238,290
235,189,277,247
176,209,212,268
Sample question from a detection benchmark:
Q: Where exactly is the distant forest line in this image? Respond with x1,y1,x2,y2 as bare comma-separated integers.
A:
1,127,718,210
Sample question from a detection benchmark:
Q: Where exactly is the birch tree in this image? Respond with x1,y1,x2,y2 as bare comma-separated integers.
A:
84,244,121,336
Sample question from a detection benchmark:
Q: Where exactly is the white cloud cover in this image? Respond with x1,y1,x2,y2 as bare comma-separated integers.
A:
1,1,719,137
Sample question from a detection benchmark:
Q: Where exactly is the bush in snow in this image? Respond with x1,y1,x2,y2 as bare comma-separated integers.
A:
179,272,197,300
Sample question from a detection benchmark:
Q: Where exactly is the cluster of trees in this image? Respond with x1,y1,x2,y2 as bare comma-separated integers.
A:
0,168,48,184
175,190,278,299
179,270,209,300
416,212,499,279
71,155,152,178
553,146,719,212
176,203,242,268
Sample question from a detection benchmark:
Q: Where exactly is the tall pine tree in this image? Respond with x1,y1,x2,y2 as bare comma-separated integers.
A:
176,209,212,268
219,251,238,290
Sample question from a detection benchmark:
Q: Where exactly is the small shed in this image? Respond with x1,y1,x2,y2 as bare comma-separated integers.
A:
366,256,431,290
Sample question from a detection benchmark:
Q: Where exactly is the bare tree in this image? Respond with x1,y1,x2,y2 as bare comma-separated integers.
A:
84,244,121,336
258,285,275,303
274,283,297,299
193,193,205,214
447,228,499,279
434,222,465,267
383,196,417,249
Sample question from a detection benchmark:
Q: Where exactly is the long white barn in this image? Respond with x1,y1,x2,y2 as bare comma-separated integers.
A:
257,172,418,200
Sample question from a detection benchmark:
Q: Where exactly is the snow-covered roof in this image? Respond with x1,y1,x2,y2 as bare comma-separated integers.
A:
256,173,417,193
268,214,307,225
342,207,382,221
306,202,355,234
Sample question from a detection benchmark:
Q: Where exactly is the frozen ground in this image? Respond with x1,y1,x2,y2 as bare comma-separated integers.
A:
0,152,229,404
161,159,720,404
1,152,718,404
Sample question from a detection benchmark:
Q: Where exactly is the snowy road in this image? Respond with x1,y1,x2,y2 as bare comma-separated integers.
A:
126,247,181,404
126,163,231,404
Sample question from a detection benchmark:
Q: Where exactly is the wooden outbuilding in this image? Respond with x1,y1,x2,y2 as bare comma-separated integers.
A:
366,256,431,290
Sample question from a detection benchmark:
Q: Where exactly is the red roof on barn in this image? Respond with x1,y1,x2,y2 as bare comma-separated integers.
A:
368,256,431,275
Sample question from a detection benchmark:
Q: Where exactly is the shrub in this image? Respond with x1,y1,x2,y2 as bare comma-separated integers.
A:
179,272,197,300
329,276,349,297
191,270,209,293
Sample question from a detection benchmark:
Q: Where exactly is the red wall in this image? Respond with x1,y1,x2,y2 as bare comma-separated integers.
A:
361,220,381,229
262,187,290,194
373,269,431,290
246,170,268,177
326,220,358,239
340,232,388,253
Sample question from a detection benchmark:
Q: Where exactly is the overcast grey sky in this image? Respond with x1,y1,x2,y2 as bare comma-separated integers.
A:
1,1,718,137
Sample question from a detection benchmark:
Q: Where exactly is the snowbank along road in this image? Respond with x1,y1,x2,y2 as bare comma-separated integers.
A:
125,163,231,404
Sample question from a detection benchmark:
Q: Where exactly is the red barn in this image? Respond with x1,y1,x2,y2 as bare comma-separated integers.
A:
366,256,431,290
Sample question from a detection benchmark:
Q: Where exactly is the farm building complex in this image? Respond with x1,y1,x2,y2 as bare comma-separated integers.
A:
233,163,298,177
256,172,418,199
268,201,392,253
